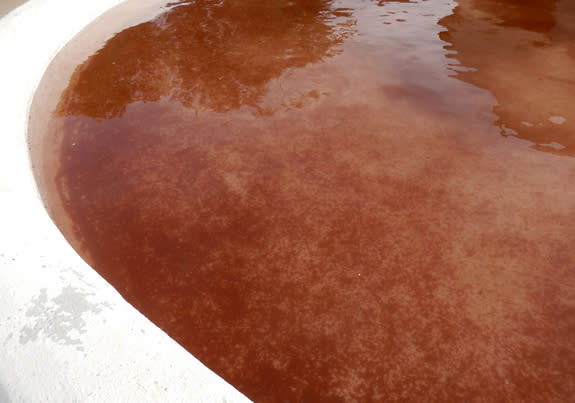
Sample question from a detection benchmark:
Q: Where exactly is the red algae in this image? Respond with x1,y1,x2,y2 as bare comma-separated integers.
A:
30,0,575,401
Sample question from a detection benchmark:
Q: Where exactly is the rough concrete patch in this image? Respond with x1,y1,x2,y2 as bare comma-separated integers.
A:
19,286,106,350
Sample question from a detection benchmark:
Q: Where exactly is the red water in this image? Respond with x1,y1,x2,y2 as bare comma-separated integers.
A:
31,0,575,401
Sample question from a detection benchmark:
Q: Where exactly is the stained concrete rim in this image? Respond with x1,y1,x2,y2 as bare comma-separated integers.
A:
0,1,250,402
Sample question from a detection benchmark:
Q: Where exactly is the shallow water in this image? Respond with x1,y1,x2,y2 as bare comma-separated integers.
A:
0,0,28,17
31,0,575,401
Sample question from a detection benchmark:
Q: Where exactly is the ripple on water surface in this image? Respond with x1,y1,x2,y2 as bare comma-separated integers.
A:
30,0,575,401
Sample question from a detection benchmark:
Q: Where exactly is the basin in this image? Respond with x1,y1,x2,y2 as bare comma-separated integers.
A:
4,0,575,401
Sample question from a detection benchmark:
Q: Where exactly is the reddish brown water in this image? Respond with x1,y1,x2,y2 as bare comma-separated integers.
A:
30,0,575,401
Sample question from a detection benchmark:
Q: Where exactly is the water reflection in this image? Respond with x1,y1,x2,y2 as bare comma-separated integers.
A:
439,0,575,156
57,0,352,118
33,0,575,401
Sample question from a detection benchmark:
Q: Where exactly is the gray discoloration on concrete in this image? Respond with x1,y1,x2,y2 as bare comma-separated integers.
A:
19,286,105,349
4,333,13,343
0,382,10,403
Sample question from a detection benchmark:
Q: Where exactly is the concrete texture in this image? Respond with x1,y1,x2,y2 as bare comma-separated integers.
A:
0,1,250,402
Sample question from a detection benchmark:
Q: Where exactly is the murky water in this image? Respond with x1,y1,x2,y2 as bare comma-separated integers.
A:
0,0,28,17
30,0,575,401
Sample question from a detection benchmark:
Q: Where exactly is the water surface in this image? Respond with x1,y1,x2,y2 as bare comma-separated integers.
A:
31,0,575,401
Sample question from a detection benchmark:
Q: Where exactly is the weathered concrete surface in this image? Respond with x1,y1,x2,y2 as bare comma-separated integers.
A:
0,1,250,402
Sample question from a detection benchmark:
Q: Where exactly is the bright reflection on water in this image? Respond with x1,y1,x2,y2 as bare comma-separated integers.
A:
440,0,575,156
31,0,575,402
